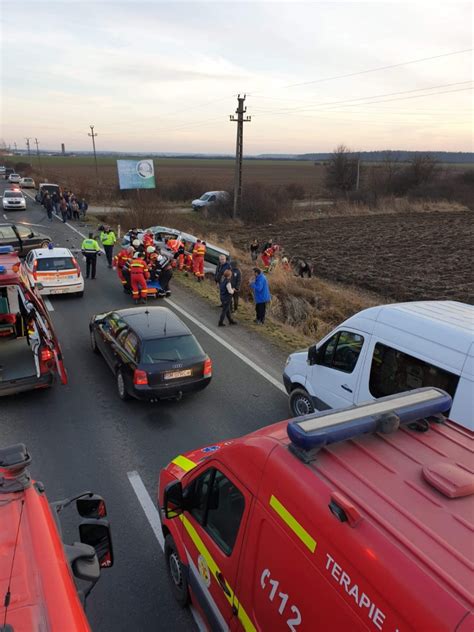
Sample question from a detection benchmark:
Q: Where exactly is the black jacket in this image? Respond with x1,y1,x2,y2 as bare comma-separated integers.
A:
231,267,241,290
214,261,231,283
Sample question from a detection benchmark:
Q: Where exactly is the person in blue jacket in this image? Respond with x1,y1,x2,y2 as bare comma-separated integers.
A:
249,267,271,324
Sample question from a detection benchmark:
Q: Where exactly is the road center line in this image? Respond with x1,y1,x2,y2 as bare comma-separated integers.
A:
127,471,206,632
165,298,287,393
44,297,54,311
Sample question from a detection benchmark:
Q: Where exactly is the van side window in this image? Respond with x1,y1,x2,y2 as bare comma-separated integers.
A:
319,331,364,374
187,468,245,555
369,343,460,399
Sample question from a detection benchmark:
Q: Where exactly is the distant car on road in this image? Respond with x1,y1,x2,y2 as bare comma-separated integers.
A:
20,177,36,188
8,173,21,184
0,223,51,256
35,182,60,203
89,306,212,401
191,190,230,211
2,189,27,211
23,247,84,297
4,168,14,180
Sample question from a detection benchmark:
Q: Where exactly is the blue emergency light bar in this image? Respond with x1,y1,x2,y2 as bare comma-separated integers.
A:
287,388,452,452
0,246,14,255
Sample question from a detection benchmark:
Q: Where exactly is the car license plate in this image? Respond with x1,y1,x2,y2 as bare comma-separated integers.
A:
164,369,192,380
50,288,66,294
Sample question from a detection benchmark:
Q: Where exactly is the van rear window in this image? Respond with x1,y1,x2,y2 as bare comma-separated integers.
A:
369,343,460,400
37,257,75,271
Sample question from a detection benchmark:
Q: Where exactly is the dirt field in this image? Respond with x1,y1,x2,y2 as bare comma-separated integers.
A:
217,211,474,304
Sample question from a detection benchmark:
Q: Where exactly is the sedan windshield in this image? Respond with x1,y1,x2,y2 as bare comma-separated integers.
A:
141,335,203,363
4,192,23,198
37,257,75,271
199,193,211,201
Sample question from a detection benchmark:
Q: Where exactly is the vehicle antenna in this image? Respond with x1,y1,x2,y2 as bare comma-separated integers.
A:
3,498,25,629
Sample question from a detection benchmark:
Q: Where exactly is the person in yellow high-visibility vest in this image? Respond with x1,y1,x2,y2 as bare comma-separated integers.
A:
100,226,117,268
81,233,101,279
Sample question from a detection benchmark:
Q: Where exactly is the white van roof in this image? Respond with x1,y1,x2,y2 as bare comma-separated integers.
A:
344,301,474,372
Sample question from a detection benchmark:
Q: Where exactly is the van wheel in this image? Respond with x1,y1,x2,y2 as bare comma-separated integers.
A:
289,388,315,417
165,535,189,606
116,369,130,401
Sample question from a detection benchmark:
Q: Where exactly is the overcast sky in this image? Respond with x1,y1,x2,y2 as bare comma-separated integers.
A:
1,1,472,154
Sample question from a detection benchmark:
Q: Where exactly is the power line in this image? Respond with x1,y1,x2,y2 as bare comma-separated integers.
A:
255,48,473,92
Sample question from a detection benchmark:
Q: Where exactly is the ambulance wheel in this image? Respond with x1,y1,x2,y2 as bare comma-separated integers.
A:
116,369,130,401
165,535,189,606
289,388,315,417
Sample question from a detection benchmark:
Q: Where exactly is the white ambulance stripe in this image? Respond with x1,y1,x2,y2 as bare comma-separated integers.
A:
185,549,230,632
127,471,207,632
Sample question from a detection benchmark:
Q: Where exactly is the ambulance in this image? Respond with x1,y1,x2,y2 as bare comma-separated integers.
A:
158,388,474,631
0,443,113,630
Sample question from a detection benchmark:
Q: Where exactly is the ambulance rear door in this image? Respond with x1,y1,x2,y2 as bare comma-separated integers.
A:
179,461,253,631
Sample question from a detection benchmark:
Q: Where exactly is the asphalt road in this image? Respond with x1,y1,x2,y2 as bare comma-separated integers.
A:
0,181,290,631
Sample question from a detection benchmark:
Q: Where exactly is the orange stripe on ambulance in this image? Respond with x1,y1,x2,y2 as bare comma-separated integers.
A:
325,553,386,630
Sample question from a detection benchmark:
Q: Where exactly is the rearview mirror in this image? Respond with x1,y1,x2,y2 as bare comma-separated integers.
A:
308,344,318,366
77,494,107,519
79,519,114,568
164,480,184,519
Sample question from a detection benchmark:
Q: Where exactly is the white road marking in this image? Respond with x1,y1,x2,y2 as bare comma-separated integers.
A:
166,298,287,393
17,220,51,228
127,471,206,632
44,298,54,311
3,214,7,219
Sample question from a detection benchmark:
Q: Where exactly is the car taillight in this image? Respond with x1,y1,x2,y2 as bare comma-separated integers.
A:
133,369,148,385
203,357,212,377
40,349,53,362
33,259,38,280
71,256,81,277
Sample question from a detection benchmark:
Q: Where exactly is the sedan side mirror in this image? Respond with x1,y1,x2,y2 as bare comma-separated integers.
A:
77,494,107,519
79,519,114,568
164,480,184,519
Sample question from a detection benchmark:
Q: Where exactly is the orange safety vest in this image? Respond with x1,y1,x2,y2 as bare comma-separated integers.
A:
130,259,149,276
115,249,130,268
193,243,206,257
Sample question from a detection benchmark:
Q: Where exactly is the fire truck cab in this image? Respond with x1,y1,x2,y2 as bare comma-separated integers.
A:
0,245,67,396
159,388,474,632
0,443,113,631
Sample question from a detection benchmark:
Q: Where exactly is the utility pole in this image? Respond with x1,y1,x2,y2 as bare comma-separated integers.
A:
88,125,99,182
34,138,42,171
355,158,360,191
25,137,31,160
14,142,17,152
229,95,251,219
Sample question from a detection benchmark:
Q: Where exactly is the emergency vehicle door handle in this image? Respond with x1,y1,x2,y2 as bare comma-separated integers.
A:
341,384,353,393
216,571,231,597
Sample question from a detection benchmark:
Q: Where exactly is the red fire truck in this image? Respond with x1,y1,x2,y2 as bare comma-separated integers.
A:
158,388,474,631
0,245,67,396
0,443,113,631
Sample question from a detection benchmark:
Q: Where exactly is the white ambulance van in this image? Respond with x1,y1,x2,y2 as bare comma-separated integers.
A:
283,301,474,430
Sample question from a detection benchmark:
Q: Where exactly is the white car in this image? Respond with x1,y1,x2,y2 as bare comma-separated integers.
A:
2,189,27,211
191,190,230,211
8,173,21,184
23,247,84,296
19,177,36,189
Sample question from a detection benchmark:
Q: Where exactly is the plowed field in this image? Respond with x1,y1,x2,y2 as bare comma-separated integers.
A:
223,211,474,303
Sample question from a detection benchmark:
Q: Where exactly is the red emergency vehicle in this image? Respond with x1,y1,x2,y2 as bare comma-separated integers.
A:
0,443,113,631
158,388,474,631
0,245,67,395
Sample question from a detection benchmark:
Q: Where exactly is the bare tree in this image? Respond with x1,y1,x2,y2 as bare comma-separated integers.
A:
325,144,359,195
381,151,401,193
408,153,439,186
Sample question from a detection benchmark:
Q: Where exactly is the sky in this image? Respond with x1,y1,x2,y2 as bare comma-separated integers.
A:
0,1,472,154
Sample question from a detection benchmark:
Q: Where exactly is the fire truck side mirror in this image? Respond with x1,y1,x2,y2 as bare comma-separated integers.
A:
79,519,114,569
164,480,184,519
77,494,107,519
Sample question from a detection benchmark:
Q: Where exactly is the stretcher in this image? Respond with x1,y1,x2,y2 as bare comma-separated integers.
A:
145,279,166,298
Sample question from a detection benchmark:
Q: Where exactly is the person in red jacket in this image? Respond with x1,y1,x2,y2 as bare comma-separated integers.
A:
192,239,206,281
130,253,150,304
114,246,134,288
142,230,154,249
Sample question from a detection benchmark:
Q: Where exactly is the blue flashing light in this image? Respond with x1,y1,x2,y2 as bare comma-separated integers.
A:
0,265,5,274
0,246,14,255
287,388,452,451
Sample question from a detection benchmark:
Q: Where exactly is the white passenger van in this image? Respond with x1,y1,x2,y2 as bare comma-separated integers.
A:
283,301,474,430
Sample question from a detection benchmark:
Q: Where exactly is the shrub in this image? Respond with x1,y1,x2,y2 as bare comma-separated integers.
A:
238,183,289,223
285,182,306,200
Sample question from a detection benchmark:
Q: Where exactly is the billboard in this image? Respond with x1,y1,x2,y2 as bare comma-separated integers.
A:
117,159,156,190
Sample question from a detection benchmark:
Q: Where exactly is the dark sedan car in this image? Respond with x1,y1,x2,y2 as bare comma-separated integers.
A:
89,307,212,401
0,224,51,256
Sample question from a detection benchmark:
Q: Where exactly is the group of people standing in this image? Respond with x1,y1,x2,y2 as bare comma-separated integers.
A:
250,238,312,278
214,254,271,327
42,189,88,223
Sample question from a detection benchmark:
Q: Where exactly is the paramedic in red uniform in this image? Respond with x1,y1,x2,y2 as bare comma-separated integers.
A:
192,240,206,281
114,246,134,288
130,252,150,304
